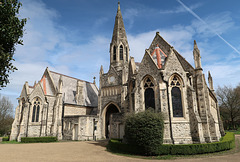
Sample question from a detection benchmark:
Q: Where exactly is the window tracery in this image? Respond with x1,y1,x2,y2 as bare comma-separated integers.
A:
32,98,40,122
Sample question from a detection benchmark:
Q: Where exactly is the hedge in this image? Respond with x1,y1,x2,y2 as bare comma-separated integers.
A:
21,136,57,143
107,132,235,155
124,110,164,155
2,136,9,141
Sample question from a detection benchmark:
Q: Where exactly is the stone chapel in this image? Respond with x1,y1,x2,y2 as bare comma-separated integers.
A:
10,2,224,144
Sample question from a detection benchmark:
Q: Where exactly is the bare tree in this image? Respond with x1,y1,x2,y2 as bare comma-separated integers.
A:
216,85,240,130
0,94,14,136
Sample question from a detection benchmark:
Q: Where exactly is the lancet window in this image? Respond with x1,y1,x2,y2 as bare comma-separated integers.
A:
126,47,128,62
32,98,41,122
113,46,116,61
120,45,123,60
170,75,183,117
143,76,155,110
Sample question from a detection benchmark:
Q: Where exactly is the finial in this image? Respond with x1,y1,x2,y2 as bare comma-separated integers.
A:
194,40,198,49
118,1,120,10
93,77,96,84
156,31,160,35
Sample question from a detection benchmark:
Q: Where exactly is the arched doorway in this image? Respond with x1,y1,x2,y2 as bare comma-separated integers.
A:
105,104,119,138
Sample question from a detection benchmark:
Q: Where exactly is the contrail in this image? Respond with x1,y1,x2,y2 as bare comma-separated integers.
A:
176,0,240,55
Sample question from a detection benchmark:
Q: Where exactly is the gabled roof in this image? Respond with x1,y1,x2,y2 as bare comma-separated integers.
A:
148,32,195,73
49,70,98,107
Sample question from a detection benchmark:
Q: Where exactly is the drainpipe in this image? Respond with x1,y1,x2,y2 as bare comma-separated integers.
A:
26,99,31,137
39,103,44,137
61,101,65,137
161,72,174,144
45,97,49,136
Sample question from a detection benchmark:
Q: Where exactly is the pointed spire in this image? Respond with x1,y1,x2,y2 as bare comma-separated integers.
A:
111,1,127,44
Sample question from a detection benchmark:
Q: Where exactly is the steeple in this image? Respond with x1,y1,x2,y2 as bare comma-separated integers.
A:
110,2,129,71
193,40,202,70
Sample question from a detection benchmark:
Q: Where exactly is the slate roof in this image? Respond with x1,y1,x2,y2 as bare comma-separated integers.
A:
49,71,98,107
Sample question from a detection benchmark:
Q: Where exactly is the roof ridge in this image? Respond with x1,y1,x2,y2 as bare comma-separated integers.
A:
173,49,194,70
49,70,94,84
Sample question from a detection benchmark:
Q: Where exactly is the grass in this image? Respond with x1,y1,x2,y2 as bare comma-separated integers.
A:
226,130,240,134
1,140,20,144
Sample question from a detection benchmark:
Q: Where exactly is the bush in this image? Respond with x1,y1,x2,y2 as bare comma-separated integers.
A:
124,109,164,155
2,136,9,141
108,132,235,155
21,136,57,143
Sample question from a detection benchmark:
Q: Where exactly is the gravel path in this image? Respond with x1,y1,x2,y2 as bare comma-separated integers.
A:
0,136,239,162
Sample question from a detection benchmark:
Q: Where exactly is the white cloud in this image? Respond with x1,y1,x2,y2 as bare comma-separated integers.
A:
1,0,110,108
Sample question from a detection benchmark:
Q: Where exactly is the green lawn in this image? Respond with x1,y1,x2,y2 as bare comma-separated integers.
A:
226,130,240,134
1,140,20,144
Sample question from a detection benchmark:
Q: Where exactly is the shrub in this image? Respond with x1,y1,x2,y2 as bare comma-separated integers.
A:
21,136,57,143
2,136,9,141
124,109,164,155
108,132,235,155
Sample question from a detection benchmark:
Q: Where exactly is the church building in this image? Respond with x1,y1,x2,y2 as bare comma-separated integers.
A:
10,2,224,144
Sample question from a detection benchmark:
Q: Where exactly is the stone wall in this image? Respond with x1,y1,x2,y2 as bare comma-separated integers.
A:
63,116,98,141
64,105,91,116
109,113,124,139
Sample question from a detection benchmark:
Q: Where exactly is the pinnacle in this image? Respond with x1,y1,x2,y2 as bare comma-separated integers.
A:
194,40,198,49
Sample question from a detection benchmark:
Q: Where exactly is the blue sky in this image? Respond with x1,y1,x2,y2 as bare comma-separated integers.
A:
1,0,240,108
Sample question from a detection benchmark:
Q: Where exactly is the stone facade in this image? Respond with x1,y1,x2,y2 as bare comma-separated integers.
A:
10,68,98,142
97,2,224,144
10,2,224,144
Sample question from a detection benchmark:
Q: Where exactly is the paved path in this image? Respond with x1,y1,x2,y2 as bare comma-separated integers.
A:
0,136,239,162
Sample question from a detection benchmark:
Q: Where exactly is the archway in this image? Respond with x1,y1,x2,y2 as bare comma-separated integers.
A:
105,104,120,138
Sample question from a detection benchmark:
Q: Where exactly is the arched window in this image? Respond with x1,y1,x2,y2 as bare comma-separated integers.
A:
32,98,40,122
125,47,128,62
120,45,123,60
170,75,183,117
143,76,155,110
113,46,116,61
